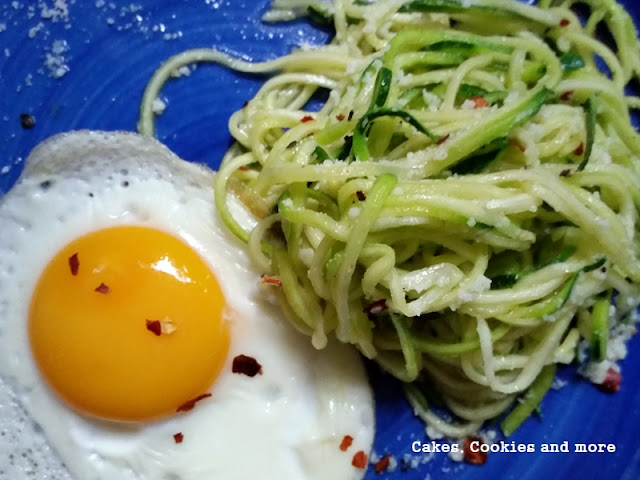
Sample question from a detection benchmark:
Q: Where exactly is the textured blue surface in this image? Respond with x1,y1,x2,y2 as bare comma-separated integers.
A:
0,1,639,479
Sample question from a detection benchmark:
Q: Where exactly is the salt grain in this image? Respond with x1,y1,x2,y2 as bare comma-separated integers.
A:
28,22,44,38
460,99,476,110
448,445,463,462
151,98,166,115
426,426,444,440
551,377,567,390
39,0,69,22
44,40,70,78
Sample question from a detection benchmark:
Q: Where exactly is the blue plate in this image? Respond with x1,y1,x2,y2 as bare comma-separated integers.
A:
1,1,639,479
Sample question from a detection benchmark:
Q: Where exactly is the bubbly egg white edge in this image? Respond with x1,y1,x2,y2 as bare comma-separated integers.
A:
0,131,375,480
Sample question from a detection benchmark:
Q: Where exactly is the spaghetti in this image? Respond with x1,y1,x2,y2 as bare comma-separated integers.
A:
139,0,640,437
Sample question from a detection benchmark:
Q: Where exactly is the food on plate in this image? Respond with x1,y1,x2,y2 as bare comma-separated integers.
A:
140,0,640,437
0,131,374,479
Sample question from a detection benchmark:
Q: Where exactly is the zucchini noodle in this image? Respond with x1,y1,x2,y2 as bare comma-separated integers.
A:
139,0,640,437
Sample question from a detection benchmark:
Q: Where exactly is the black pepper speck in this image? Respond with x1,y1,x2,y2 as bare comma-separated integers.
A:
20,113,35,129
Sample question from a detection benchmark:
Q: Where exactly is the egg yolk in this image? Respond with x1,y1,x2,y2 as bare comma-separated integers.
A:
28,226,230,422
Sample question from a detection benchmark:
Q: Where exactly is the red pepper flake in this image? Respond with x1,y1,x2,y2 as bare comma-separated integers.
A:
238,165,250,171
560,90,574,101
470,96,490,108
336,113,345,121
463,436,488,465
146,318,176,336
375,454,392,474
232,354,263,377
340,435,354,452
301,115,314,123
599,368,621,393
436,134,450,145
508,139,526,152
356,191,366,201
94,283,110,294
146,319,162,336
573,142,584,156
260,274,283,287
68,253,79,276
559,18,570,27
173,432,184,444
176,393,212,412
351,450,367,469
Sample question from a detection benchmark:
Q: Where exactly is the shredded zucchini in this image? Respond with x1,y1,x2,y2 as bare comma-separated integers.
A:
139,0,640,437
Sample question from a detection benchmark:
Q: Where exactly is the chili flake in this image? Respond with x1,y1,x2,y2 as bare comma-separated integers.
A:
559,18,570,27
260,274,283,287
356,191,366,201
436,134,450,145
301,115,314,123
463,437,488,465
94,283,110,294
573,142,584,156
375,454,392,474
351,450,367,469
232,354,263,377
336,113,345,121
560,90,574,101
470,96,490,108
146,320,162,336
599,368,621,393
173,432,184,444
340,435,353,452
146,317,177,336
68,253,79,276
176,393,212,412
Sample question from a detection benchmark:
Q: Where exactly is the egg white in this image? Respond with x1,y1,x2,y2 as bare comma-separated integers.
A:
0,131,374,480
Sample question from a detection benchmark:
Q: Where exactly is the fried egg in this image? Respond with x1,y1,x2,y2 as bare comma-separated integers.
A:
0,131,374,480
